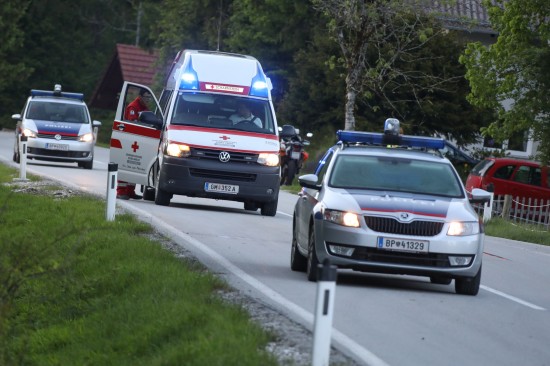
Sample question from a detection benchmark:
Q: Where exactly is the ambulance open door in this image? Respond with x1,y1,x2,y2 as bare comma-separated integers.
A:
109,81,164,187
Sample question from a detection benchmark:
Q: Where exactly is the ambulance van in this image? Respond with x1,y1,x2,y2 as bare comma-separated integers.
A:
110,50,281,216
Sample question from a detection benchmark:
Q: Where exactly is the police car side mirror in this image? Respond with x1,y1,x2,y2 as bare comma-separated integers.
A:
93,120,102,127
139,111,163,129
298,174,321,190
469,188,491,204
12,114,22,121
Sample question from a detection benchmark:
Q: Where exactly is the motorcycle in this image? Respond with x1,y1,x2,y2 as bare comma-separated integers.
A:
279,124,312,185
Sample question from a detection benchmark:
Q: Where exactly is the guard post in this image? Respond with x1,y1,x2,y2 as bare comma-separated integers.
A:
312,259,337,366
105,163,118,221
14,136,29,182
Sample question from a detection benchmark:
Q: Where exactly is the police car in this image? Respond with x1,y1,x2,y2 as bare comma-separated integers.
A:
12,84,101,169
290,119,492,295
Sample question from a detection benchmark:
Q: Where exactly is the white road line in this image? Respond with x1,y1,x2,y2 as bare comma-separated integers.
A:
481,285,546,311
124,202,390,366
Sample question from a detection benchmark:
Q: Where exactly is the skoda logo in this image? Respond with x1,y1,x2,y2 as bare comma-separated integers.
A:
54,134,62,140
400,212,410,221
219,151,231,163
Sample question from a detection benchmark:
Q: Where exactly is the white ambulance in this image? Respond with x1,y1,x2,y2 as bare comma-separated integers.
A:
110,50,281,216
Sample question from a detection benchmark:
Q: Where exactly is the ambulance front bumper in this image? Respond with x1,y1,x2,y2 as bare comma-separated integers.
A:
158,157,280,203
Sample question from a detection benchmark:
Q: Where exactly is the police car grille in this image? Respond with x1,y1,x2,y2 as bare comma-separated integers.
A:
364,216,444,236
189,168,256,182
37,133,78,141
349,247,452,267
191,148,258,163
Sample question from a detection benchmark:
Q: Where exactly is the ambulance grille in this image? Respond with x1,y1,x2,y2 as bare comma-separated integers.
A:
191,148,258,163
36,133,78,141
189,168,256,182
364,216,444,237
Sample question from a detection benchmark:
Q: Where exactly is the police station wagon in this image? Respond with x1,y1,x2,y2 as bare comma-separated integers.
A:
290,119,492,295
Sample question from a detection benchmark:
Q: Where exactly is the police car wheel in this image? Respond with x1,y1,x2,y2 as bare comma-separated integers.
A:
455,265,482,296
290,223,307,272
306,229,319,282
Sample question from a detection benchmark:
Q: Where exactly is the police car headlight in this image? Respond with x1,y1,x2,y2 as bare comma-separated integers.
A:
323,209,360,228
447,221,479,236
23,128,37,138
78,132,94,142
166,143,190,158
258,153,279,167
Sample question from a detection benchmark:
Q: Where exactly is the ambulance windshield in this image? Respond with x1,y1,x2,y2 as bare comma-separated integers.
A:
171,92,276,134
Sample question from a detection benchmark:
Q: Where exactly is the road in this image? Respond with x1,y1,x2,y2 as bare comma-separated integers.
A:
1,129,549,366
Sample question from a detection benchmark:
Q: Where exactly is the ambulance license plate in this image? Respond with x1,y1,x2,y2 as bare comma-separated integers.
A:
377,237,429,253
45,143,69,151
204,182,239,195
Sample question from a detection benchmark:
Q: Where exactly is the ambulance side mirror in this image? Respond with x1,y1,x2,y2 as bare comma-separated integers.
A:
139,111,163,129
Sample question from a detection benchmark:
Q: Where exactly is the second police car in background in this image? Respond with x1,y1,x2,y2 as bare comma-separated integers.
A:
290,119,492,295
12,84,101,169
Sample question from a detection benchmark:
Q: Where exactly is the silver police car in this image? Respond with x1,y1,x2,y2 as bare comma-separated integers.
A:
12,84,101,169
291,120,491,295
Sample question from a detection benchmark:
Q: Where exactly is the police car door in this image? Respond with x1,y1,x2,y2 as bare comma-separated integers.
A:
110,82,163,187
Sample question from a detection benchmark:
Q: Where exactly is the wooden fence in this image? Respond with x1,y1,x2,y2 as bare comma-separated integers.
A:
473,195,550,230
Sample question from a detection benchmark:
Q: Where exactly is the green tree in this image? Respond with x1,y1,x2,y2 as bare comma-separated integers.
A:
460,0,550,163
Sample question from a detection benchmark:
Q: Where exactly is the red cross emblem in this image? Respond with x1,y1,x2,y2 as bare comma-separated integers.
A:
219,135,230,141
131,141,139,152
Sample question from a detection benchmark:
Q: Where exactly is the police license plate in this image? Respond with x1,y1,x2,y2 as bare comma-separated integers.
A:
204,182,239,195
377,237,429,253
45,143,69,151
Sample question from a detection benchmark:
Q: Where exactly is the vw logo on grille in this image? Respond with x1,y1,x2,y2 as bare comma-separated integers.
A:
219,151,231,163
54,134,62,140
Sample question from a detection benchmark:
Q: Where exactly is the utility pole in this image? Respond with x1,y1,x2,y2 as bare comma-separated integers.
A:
135,1,143,46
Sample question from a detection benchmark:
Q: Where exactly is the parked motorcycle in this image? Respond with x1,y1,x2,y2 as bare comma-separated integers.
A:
279,124,312,185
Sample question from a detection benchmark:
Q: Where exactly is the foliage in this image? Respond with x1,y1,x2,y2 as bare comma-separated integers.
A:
485,217,549,245
0,165,277,365
460,0,550,164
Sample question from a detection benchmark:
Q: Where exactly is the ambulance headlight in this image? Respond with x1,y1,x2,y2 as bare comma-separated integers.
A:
447,221,479,236
78,132,94,142
22,128,37,138
166,143,191,158
257,153,279,167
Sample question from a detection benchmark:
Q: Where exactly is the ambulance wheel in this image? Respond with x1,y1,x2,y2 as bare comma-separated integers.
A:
79,159,93,170
154,169,171,206
260,200,277,216
143,186,155,201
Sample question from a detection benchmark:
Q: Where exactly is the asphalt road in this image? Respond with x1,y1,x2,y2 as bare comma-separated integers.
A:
1,130,549,366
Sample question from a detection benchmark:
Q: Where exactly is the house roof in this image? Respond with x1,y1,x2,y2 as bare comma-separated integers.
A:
89,44,161,110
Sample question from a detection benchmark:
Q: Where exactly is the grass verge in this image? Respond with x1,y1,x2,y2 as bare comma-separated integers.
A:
0,164,278,366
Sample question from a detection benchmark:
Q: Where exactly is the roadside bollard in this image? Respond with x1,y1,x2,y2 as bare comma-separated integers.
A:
14,136,29,182
483,183,494,222
105,163,118,221
312,259,337,366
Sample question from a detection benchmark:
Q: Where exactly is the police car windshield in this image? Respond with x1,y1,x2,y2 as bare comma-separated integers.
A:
329,155,464,198
171,92,276,134
26,101,89,124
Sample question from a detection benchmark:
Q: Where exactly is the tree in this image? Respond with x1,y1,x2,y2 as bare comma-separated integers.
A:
460,0,550,163
311,0,461,131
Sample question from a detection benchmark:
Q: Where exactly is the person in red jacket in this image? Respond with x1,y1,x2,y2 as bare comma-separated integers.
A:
117,90,151,200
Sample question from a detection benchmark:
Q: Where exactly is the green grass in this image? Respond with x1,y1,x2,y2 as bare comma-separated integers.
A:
485,217,550,245
0,164,278,366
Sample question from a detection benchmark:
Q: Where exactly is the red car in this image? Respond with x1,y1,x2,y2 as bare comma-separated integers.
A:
465,158,550,200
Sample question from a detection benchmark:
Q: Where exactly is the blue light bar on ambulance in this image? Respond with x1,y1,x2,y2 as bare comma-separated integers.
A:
337,130,445,150
249,64,269,98
30,89,84,101
179,58,199,90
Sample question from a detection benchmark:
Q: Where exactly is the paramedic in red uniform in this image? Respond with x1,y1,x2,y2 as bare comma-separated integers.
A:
117,89,151,199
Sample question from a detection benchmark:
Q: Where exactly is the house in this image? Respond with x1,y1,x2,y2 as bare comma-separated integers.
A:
89,44,161,111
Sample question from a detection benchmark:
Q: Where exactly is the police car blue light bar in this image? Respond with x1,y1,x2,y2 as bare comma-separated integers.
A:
337,130,445,150
30,89,84,101
179,58,199,90
249,64,269,98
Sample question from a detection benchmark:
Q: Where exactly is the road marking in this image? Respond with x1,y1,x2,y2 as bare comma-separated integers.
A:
481,285,546,311
277,210,292,218
124,203,389,366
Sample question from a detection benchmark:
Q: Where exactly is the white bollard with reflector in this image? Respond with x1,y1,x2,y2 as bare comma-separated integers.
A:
312,259,337,366
105,163,118,221
14,136,29,182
